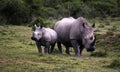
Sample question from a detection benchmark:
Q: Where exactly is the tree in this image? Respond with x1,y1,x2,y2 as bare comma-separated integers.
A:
0,0,30,25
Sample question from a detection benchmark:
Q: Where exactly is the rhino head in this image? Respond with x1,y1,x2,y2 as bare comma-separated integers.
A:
82,23,96,52
31,24,43,41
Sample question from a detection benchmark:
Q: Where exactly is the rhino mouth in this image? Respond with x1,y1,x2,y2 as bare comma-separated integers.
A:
31,37,35,40
87,48,95,52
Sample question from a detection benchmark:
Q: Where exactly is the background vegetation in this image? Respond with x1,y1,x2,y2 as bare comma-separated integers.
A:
0,0,120,25
0,0,120,72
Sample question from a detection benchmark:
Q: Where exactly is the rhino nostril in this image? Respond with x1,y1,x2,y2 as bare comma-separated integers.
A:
31,37,35,40
31,37,33,40
87,48,95,52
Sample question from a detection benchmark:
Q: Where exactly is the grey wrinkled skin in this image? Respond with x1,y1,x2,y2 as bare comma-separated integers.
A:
54,17,96,57
31,25,57,54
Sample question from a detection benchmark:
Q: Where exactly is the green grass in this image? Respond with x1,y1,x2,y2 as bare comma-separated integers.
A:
0,19,120,72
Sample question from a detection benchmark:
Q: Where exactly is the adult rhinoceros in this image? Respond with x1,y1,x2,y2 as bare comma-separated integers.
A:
54,17,96,57
31,25,57,55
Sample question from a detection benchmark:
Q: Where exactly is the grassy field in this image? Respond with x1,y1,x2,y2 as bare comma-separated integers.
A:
0,18,120,72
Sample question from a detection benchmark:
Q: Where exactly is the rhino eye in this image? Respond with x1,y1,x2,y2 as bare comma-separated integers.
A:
38,33,40,35
90,36,93,40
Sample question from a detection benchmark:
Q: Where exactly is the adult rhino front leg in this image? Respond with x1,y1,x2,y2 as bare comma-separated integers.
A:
36,41,42,55
65,46,70,55
71,39,80,57
57,41,62,54
79,45,84,56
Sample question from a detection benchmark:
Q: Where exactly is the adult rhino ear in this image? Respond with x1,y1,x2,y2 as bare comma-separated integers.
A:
92,23,95,28
82,23,86,28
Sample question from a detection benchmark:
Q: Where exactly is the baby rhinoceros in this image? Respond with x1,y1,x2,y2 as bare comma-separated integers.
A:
31,25,57,55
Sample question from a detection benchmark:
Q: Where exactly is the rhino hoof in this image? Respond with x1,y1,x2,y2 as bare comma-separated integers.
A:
38,53,43,56
74,54,81,57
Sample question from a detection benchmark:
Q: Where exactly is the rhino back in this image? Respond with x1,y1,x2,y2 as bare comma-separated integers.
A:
54,17,75,43
70,17,90,41
43,28,57,44
70,20,84,40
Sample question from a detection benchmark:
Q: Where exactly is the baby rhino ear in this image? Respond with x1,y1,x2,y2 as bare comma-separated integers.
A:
40,25,43,28
34,24,38,28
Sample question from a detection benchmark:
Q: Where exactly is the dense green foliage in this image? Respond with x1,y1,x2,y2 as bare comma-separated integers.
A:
0,0,120,25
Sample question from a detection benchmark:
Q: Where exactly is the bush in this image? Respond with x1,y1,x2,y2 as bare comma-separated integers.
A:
99,24,105,28
106,31,114,36
108,59,120,69
0,0,120,25
31,17,44,25
29,17,53,31
110,26,118,31
39,7,57,18
30,17,52,27
0,0,30,25
29,17,44,30
90,51,107,57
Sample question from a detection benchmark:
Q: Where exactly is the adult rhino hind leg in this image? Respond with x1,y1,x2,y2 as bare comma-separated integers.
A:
36,41,42,55
65,46,70,55
57,41,62,54
71,40,80,57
